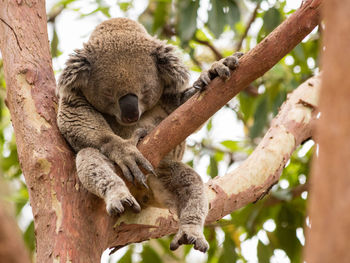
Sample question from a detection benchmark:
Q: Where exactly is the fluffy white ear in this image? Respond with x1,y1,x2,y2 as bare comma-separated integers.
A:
58,44,92,95
152,44,189,93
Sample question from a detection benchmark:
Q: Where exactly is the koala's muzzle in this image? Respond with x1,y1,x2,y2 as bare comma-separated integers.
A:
119,93,139,123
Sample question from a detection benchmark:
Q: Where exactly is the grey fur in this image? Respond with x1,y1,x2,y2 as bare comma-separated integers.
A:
57,18,239,253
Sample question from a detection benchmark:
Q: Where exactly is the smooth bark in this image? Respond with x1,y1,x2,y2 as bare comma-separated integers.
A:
305,0,350,262
139,0,321,167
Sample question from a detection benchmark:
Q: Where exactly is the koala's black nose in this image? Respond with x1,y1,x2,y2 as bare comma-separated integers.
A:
119,93,139,124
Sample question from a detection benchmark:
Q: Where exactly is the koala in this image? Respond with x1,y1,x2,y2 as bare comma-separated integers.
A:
57,18,241,253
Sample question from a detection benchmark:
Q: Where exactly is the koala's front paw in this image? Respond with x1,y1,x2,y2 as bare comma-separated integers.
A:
106,190,141,216
193,52,244,90
102,138,155,188
170,224,209,253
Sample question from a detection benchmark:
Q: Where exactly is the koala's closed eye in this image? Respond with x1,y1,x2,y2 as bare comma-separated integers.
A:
102,88,114,97
142,85,152,93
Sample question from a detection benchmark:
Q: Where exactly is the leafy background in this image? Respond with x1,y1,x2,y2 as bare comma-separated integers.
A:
0,0,320,262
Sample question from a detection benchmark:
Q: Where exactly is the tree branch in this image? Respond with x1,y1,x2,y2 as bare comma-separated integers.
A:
0,0,321,261
194,37,223,60
139,0,321,168
110,75,320,249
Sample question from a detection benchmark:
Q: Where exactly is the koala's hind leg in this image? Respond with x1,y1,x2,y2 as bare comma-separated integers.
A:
157,159,209,253
76,147,141,216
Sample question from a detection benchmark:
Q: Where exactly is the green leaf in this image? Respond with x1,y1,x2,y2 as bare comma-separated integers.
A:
23,221,35,252
218,232,238,263
50,27,61,58
207,0,226,37
221,140,239,151
207,156,218,178
273,205,303,261
257,240,274,263
152,1,170,34
204,227,218,262
207,0,240,37
207,118,213,132
176,0,199,42
118,1,132,12
292,43,305,62
226,0,240,26
249,96,268,139
156,238,180,260
141,245,162,263
263,7,281,33
238,91,258,123
118,247,132,263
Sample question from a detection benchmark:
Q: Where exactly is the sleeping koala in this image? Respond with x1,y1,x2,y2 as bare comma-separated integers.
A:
57,18,241,252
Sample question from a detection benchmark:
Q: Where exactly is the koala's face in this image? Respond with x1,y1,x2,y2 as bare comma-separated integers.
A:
82,50,163,126
59,18,189,127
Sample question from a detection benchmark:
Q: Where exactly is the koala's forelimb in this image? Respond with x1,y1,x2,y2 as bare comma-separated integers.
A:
57,18,240,253
58,94,154,188
76,148,141,215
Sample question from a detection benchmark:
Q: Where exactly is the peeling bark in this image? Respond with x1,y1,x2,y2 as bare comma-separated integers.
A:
0,0,321,261
111,75,320,248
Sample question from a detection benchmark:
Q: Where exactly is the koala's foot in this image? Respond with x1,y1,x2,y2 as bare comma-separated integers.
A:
193,52,244,90
170,224,209,253
105,190,141,216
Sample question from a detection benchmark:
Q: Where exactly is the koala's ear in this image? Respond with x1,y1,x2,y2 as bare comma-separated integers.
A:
58,45,92,96
152,44,189,92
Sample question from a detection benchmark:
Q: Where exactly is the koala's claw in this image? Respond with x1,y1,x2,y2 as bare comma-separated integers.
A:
131,128,148,145
192,52,243,91
106,194,141,216
116,158,151,188
170,225,209,253
112,141,156,188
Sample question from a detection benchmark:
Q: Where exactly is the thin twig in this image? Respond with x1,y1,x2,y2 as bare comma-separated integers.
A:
194,37,223,60
264,183,309,206
235,2,260,51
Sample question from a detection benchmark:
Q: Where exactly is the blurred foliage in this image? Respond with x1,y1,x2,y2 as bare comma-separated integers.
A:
0,0,320,262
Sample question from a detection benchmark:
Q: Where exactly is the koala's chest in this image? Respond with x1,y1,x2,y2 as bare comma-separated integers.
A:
104,104,168,139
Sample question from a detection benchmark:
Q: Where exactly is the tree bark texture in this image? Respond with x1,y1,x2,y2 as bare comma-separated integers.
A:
112,75,320,249
139,0,321,168
305,0,350,262
0,0,321,262
0,1,111,262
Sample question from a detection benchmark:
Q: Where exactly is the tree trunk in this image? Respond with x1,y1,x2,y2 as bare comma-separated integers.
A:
305,0,350,262
0,0,321,262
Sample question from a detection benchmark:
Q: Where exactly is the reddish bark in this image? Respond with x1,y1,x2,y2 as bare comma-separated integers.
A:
0,0,321,262
111,75,320,249
0,1,110,262
139,0,322,168
305,0,350,262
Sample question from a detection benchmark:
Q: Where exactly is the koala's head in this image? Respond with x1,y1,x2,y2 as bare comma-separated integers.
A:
58,18,189,126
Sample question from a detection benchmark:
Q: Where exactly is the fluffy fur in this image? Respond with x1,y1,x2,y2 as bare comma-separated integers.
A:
57,18,240,252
